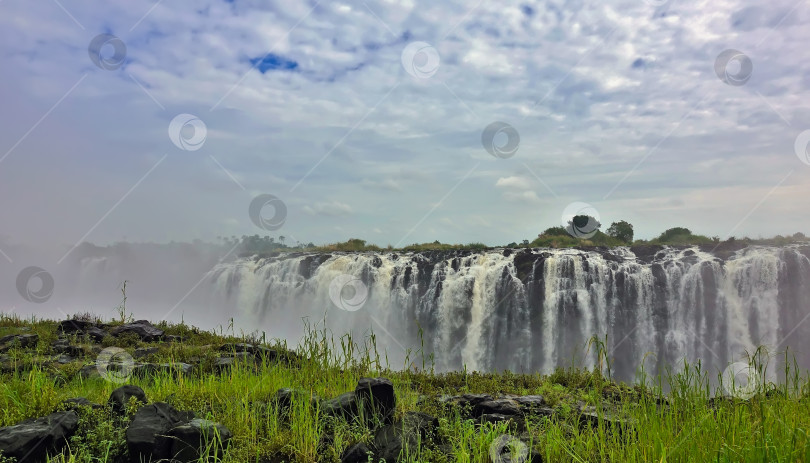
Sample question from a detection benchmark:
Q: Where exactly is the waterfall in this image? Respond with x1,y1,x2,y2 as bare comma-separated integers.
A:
199,244,810,381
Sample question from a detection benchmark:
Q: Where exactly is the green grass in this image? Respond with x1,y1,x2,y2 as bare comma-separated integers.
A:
1,314,809,462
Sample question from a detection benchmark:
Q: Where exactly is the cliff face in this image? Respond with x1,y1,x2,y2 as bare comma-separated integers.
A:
204,244,810,381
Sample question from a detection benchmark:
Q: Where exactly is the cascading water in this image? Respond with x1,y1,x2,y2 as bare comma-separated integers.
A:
204,244,810,381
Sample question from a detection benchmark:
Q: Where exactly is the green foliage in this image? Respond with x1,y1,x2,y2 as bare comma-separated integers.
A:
606,220,634,244
1,313,810,462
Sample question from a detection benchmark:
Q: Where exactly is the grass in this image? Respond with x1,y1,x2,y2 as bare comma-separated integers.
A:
1,314,809,462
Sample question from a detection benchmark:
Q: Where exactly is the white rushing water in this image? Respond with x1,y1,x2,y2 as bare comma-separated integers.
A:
199,244,810,381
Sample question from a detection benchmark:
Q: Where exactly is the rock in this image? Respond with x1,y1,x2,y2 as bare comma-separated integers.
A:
108,385,148,415
57,319,96,334
125,402,194,462
110,320,164,342
355,377,396,424
0,333,39,352
132,362,194,379
51,339,83,357
272,388,320,416
168,418,232,462
489,434,543,463
60,397,103,411
320,392,358,420
85,326,109,343
341,442,373,463
53,354,76,364
372,412,440,462
165,335,186,343
578,405,635,431
0,411,79,461
472,399,521,418
78,364,101,380
133,347,159,359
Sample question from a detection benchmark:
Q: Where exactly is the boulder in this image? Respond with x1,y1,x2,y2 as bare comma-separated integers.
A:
60,397,103,411
472,399,521,418
85,326,109,343
0,411,79,461
51,339,83,358
133,347,159,359
110,320,164,342
341,442,373,463
320,392,358,420
168,418,232,462
373,412,440,462
57,319,96,334
125,402,194,462
355,377,396,424
272,388,320,416
0,334,39,352
78,364,101,380
132,362,194,379
108,385,148,415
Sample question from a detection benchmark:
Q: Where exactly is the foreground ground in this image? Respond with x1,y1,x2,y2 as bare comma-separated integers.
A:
0,313,808,462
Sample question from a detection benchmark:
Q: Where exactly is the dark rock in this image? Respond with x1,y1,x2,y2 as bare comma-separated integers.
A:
108,385,147,415
578,405,635,431
57,319,97,334
168,418,232,462
110,320,164,342
165,335,186,343
0,334,39,352
125,402,195,462
53,354,76,365
320,392,358,420
472,399,521,418
84,327,109,343
0,411,79,461
341,442,373,463
272,388,320,416
133,347,159,359
51,339,83,358
132,362,194,379
78,364,101,380
60,397,103,411
372,412,440,462
355,377,396,424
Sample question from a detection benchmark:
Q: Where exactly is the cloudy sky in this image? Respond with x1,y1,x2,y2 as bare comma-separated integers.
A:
1,0,809,252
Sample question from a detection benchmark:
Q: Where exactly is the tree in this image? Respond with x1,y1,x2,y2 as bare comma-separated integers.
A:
565,215,601,238
606,220,634,244
540,226,569,237
657,227,692,242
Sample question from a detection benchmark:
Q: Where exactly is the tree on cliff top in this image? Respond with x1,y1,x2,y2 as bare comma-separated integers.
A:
606,220,634,244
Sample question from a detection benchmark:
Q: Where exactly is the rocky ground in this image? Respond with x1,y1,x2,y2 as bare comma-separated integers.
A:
0,316,806,462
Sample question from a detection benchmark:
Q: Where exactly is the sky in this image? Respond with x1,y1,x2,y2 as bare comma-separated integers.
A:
1,0,810,253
